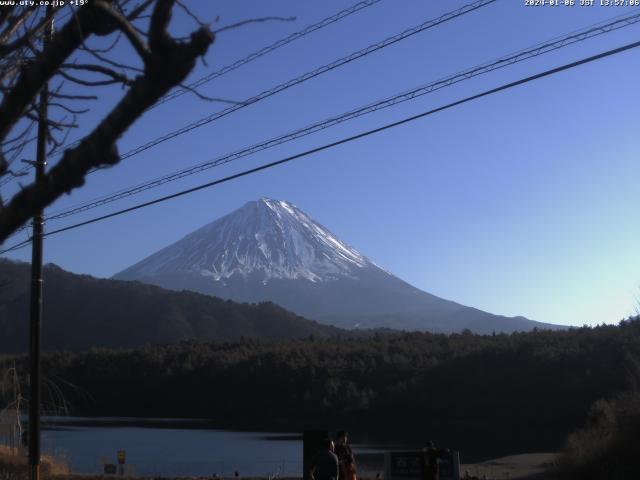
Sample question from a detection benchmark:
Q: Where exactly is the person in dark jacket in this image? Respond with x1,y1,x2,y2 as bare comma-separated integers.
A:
334,431,355,480
420,440,448,480
310,438,339,480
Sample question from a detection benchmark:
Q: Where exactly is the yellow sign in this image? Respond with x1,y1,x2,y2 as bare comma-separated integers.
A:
117,450,126,465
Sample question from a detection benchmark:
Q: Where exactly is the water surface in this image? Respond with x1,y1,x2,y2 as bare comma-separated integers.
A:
41,417,398,477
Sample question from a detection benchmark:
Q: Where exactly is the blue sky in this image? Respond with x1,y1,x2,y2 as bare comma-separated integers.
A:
3,0,640,327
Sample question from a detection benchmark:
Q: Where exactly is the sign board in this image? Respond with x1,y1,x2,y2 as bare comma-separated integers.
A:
104,464,117,475
117,450,126,465
386,451,423,477
384,450,460,480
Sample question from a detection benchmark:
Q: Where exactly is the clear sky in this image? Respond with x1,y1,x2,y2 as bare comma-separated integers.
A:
3,0,640,327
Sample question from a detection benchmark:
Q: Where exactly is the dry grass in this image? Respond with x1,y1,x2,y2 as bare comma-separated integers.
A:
0,445,70,479
557,390,640,480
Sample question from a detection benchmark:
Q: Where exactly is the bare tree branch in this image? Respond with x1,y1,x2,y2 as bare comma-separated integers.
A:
79,30,122,53
25,112,77,130
3,168,29,179
58,67,133,87
214,16,296,34
92,1,150,61
49,91,99,101
0,8,34,45
49,102,91,115
0,5,96,147
1,120,36,147
176,0,206,27
176,81,244,105
126,0,155,21
0,6,16,27
0,0,214,242
81,45,144,73
57,70,119,87
0,8,56,56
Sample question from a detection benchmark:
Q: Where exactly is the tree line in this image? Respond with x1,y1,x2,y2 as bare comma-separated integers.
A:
2,319,639,463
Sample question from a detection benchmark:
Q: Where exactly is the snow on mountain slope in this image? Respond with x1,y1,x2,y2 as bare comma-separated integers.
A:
115,198,561,333
117,198,372,283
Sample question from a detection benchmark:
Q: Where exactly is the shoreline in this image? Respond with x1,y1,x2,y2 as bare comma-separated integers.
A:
2,446,558,480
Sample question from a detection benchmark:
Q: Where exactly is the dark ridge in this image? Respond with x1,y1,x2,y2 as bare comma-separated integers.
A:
0,258,351,353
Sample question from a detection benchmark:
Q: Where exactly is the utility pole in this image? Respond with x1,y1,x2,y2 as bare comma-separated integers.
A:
29,7,53,480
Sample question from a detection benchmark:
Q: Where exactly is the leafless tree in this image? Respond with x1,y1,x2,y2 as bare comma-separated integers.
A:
0,0,216,244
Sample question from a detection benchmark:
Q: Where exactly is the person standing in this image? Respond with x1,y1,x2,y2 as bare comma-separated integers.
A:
342,454,357,480
420,440,448,480
334,431,356,480
310,439,340,480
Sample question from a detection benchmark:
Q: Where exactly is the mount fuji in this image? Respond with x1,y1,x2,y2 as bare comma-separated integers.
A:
114,198,559,333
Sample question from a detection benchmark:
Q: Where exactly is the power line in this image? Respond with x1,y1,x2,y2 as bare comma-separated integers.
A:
104,0,498,163
0,36,635,254
154,0,384,108
0,237,32,255
6,0,494,191
0,165,31,188
43,9,640,222
0,0,385,189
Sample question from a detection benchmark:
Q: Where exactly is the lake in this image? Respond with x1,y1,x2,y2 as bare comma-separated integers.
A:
40,417,397,477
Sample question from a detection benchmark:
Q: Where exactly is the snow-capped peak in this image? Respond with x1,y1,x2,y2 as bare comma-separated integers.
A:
117,198,373,283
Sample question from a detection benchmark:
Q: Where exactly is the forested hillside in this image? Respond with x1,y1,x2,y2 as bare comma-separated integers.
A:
2,319,638,462
0,260,343,352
